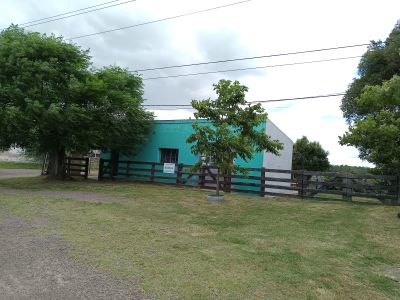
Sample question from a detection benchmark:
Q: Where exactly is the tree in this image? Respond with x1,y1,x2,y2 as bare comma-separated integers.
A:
339,21,400,174
339,75,400,175
292,136,330,171
0,26,153,179
186,79,283,196
341,21,400,121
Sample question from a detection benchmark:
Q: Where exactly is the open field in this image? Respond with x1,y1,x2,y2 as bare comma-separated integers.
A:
0,161,41,169
0,177,399,299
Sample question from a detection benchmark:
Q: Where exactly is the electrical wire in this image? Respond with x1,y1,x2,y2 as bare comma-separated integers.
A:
68,0,254,40
141,92,346,108
22,0,137,28
141,55,362,80
18,0,123,26
134,43,368,72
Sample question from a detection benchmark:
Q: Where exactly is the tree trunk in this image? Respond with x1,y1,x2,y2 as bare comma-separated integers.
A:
47,147,66,180
110,150,120,178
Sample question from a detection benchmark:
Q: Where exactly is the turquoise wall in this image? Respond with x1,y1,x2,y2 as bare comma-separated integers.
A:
128,120,200,164
127,119,264,166
101,119,266,190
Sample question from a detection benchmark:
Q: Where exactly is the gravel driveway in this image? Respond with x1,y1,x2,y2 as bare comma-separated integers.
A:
0,169,40,179
0,208,150,300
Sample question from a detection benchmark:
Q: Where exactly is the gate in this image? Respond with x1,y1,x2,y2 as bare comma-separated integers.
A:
65,157,89,179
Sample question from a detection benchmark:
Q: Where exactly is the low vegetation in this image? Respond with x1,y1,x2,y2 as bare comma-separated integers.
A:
0,161,40,169
0,177,399,299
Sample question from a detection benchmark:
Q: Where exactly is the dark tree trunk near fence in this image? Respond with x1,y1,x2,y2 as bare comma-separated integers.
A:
110,150,120,178
47,147,66,180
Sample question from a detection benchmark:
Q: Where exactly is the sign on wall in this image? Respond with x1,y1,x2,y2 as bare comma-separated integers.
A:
163,163,175,174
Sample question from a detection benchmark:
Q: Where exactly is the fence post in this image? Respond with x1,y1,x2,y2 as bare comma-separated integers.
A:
84,157,89,179
396,176,400,205
125,161,130,178
98,158,104,181
299,170,305,198
260,167,266,197
151,163,155,181
224,171,232,193
66,157,70,178
199,166,205,188
342,173,353,201
176,164,183,185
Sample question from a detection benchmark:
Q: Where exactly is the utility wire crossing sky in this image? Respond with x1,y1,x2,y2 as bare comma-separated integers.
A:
2,0,399,167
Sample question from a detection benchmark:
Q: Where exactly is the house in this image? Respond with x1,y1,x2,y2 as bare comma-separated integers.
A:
101,118,294,194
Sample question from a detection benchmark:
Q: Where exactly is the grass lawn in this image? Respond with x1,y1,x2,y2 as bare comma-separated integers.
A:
0,161,40,169
0,177,399,299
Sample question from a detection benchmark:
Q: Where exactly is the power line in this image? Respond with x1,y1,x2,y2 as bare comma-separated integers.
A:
133,43,368,72
147,107,196,110
141,55,362,80
19,0,123,26
68,0,254,40
23,0,137,28
142,92,346,108
251,92,345,104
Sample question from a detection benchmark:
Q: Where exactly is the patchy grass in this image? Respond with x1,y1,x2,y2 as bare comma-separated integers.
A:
0,177,399,299
0,161,40,169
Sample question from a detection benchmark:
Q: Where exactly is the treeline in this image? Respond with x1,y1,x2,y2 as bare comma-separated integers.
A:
329,165,372,175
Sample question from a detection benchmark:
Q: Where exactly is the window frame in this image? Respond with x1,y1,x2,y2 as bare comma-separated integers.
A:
159,148,179,164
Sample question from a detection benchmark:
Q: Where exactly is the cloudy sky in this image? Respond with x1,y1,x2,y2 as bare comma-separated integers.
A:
1,0,399,166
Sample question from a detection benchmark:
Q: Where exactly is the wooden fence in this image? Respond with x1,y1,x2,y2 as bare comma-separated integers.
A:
66,157,89,179
98,159,400,205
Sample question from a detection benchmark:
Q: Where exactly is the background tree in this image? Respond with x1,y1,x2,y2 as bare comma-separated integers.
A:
341,21,400,121
340,76,400,175
339,21,400,174
0,26,153,179
292,136,330,171
187,79,283,196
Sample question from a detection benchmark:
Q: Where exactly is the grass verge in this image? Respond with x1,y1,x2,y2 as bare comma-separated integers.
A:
0,161,40,169
0,177,399,299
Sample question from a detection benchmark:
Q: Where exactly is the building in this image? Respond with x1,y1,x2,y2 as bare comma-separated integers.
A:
101,119,293,194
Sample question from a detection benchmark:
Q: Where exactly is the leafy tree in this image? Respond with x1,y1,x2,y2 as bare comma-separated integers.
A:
292,136,330,171
340,75,400,175
329,165,372,175
340,21,400,175
186,79,283,196
341,21,400,121
0,26,153,179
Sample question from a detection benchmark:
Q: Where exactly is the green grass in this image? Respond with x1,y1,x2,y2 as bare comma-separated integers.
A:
0,161,40,169
0,177,399,299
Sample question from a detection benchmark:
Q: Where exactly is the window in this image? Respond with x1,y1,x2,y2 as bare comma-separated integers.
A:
160,148,179,163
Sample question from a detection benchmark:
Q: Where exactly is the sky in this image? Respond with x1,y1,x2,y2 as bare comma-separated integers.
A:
1,0,399,167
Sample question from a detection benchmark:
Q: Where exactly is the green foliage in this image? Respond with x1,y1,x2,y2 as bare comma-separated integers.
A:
187,79,283,175
341,21,400,121
340,76,400,175
292,136,330,171
340,21,400,175
0,26,153,178
329,165,372,175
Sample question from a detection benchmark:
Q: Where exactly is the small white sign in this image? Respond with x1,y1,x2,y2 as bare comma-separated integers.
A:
163,163,175,174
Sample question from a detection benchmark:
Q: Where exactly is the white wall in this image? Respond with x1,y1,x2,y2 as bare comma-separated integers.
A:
263,119,294,194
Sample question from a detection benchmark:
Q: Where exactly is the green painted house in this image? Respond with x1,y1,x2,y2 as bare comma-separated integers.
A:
101,119,294,194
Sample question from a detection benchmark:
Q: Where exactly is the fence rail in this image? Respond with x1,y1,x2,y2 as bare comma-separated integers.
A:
66,157,89,179
98,159,400,205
